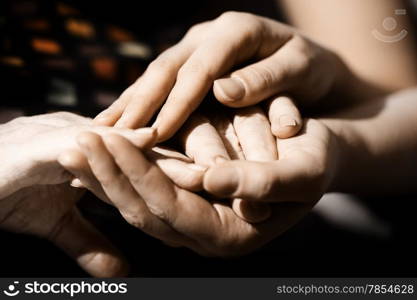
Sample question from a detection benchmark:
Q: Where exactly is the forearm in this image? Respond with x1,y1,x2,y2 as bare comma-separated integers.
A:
323,88,417,195
279,0,417,91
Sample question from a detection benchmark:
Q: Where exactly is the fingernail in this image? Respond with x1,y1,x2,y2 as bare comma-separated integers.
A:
279,115,297,127
70,178,84,188
214,77,245,102
204,165,239,197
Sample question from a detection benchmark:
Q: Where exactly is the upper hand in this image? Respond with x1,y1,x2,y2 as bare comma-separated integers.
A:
94,12,345,141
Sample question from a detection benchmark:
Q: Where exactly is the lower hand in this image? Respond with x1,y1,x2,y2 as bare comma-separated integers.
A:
60,115,338,256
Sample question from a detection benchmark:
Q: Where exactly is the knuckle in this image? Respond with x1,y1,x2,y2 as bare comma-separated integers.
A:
291,36,314,74
253,169,275,200
258,65,281,87
9,115,27,124
185,173,203,191
80,132,102,148
122,210,148,230
218,11,247,24
237,64,280,91
218,11,240,22
128,164,154,187
178,60,203,76
146,203,170,222
148,187,180,223
185,22,208,38
217,12,260,41
203,225,248,258
96,169,123,188
96,173,114,187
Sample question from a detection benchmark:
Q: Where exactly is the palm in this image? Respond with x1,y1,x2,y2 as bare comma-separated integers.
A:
180,118,335,255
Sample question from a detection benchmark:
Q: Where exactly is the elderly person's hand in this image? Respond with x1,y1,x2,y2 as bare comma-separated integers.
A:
0,112,157,199
0,112,160,277
94,11,354,142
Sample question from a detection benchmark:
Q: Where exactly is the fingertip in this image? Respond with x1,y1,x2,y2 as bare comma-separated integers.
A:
154,126,173,143
232,199,271,223
213,77,246,104
271,115,302,139
135,127,158,148
70,178,85,188
268,96,302,138
78,251,130,278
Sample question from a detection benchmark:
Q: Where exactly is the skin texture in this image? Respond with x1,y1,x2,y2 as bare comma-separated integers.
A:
61,129,321,256
3,2,417,276
0,112,157,199
93,1,417,145
178,107,277,223
93,11,352,141
279,0,417,91
62,89,417,256
61,105,335,255
69,105,284,224
0,112,208,276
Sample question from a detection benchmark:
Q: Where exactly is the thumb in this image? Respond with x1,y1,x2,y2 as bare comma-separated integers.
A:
213,53,291,108
203,159,312,203
48,208,129,277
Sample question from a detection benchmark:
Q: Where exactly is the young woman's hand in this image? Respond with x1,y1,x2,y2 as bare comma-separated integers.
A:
94,11,348,141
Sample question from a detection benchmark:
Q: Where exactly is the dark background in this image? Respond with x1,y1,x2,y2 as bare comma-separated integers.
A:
1,0,416,277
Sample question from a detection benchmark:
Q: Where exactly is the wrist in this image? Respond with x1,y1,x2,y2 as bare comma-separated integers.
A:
320,117,363,193
329,55,389,109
